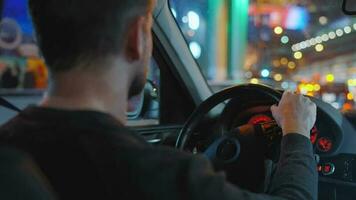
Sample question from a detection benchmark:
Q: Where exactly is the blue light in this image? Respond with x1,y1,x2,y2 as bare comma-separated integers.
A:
261,69,270,78
2,0,34,35
285,6,309,30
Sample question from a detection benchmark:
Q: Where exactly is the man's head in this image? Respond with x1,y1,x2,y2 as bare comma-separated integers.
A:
29,0,155,97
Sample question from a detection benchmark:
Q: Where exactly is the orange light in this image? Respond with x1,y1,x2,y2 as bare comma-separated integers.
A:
288,61,296,69
280,57,288,65
307,92,314,97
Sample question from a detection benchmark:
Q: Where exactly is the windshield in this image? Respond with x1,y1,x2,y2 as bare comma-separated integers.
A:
170,0,356,112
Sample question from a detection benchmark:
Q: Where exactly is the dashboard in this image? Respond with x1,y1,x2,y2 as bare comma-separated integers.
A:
226,105,337,155
217,90,356,195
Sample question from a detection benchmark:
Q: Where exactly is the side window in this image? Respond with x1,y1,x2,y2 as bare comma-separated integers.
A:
0,0,160,126
0,0,48,91
127,59,160,126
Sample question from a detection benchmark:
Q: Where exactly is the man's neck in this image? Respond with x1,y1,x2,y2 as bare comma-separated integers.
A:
40,66,130,125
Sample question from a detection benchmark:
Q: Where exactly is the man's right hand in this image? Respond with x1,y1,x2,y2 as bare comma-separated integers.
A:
271,91,317,139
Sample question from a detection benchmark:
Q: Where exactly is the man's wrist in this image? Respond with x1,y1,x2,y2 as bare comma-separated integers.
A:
282,128,310,139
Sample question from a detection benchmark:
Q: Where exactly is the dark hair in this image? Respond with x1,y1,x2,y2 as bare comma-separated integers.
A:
28,0,153,72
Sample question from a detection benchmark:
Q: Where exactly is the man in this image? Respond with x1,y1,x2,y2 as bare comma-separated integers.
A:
0,0,318,199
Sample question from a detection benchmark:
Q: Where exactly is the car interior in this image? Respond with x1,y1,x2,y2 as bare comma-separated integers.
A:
1,0,356,199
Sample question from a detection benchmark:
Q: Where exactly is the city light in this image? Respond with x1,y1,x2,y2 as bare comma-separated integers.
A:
315,36,322,44
326,74,335,83
187,11,200,30
336,29,344,37
319,16,328,25
281,82,289,89
280,57,288,65
291,24,354,52
281,36,289,44
310,38,317,45
189,42,202,59
294,51,303,60
273,59,281,67
314,84,321,91
329,32,336,39
315,44,324,52
344,26,352,34
250,78,259,84
245,71,253,79
347,92,354,101
274,26,283,35
274,74,283,81
261,69,270,78
321,34,329,42
288,61,296,69
298,83,321,94
348,79,356,87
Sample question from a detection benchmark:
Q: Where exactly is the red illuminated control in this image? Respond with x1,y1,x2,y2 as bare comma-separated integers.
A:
317,137,333,152
321,163,335,176
248,114,273,125
310,126,318,144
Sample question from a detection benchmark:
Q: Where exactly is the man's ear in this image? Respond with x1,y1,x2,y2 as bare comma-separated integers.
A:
124,17,146,62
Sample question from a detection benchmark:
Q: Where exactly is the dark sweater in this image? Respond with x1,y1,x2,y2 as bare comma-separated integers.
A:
0,107,317,200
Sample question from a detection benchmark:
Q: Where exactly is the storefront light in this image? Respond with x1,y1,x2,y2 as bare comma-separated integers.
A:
354,24,356,31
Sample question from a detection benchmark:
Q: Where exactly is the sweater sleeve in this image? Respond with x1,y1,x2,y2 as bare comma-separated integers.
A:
185,134,318,200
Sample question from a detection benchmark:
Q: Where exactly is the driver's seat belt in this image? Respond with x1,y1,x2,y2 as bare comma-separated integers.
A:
0,97,21,112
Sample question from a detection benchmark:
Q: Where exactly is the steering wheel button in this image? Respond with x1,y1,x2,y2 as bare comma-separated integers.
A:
322,163,335,176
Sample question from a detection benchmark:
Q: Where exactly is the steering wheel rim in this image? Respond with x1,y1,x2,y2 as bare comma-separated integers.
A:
176,84,283,151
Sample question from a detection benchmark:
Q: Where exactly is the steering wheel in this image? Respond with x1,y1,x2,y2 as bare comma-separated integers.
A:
176,84,283,192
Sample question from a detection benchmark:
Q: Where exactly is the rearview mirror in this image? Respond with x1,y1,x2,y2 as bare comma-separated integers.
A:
343,0,356,15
